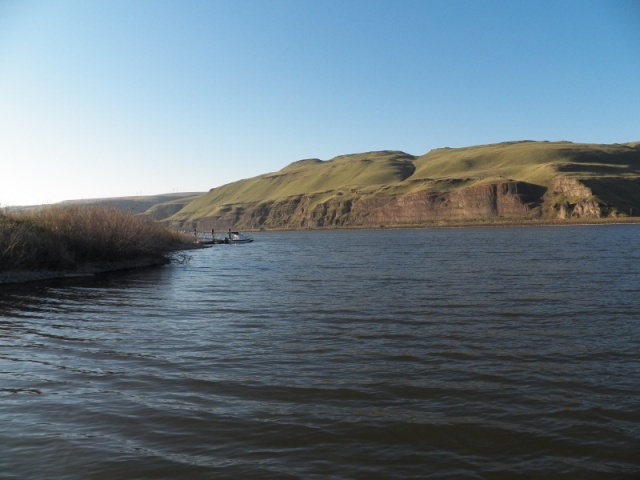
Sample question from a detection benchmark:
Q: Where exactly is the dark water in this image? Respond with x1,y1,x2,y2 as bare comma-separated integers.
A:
1,226,639,479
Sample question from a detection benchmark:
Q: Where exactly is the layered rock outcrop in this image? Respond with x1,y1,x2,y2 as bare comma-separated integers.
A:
185,181,548,230
351,181,545,225
160,141,640,229
545,177,614,219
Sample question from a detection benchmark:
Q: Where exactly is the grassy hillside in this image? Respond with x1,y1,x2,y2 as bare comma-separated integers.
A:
59,192,204,215
411,140,640,184
173,151,416,219
159,140,640,227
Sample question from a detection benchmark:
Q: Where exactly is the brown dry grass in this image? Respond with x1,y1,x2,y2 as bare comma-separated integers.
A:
0,205,192,271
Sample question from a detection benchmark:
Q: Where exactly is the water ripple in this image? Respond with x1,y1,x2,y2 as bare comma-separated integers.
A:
1,226,640,478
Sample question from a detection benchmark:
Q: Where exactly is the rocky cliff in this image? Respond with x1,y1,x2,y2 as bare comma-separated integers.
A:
173,180,553,230
158,141,640,230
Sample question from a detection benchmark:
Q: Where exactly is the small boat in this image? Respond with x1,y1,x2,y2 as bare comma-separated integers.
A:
197,238,226,245
225,231,254,244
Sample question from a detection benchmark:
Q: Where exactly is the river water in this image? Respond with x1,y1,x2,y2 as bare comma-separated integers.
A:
1,226,639,479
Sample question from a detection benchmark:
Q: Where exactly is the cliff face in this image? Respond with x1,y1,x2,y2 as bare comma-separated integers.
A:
545,177,620,219
181,181,548,230
352,181,545,225
161,141,640,230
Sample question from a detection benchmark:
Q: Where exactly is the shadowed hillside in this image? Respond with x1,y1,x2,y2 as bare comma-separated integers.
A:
153,141,640,230
60,192,205,215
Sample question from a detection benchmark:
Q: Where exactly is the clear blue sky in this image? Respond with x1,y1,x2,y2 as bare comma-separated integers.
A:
1,0,639,206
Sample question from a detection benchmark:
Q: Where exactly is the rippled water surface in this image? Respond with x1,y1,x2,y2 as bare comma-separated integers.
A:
1,226,640,479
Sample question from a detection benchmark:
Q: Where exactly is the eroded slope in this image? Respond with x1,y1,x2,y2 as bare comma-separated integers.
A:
158,141,640,229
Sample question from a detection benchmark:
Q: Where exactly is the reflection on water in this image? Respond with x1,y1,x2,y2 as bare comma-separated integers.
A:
1,226,640,479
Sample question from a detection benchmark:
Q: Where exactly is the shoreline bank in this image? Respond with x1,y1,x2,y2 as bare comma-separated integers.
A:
0,257,170,285
241,216,640,232
4,218,639,284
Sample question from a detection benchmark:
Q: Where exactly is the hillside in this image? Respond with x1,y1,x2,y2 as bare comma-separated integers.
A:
151,141,639,230
60,192,204,215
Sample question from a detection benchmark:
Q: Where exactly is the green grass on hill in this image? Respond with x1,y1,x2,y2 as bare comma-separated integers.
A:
161,140,640,223
175,151,416,218
411,141,640,184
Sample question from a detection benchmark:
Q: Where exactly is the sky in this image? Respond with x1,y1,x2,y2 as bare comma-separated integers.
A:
1,0,639,206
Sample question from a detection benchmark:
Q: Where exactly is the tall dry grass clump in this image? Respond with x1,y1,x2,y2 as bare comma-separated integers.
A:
0,206,192,271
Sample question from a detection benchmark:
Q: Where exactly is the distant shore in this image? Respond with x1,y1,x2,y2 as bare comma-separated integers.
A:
388,216,640,229
245,216,640,232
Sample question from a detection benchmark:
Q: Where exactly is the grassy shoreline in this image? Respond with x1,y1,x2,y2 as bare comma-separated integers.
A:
1,206,195,284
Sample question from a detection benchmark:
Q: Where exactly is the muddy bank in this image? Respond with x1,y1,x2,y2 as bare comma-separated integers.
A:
0,257,171,285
